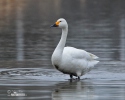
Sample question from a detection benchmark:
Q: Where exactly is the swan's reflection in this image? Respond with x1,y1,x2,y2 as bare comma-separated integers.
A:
52,81,97,100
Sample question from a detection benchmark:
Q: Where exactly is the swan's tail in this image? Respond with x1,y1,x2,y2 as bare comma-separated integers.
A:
88,53,99,68
89,53,99,59
88,60,99,68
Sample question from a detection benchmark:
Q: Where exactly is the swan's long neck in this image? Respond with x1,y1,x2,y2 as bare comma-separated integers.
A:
53,27,68,62
56,27,68,53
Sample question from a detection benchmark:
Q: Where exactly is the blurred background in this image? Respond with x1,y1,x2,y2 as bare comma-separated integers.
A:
0,0,125,63
0,0,125,100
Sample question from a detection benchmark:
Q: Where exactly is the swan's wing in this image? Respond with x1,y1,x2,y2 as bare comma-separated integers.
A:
63,47,99,60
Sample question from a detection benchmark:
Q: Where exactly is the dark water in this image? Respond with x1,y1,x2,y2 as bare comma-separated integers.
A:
0,0,125,100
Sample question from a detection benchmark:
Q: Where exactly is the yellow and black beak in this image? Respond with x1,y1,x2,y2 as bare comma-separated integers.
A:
51,21,60,27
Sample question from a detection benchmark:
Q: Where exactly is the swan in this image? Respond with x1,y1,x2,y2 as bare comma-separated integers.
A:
51,18,99,80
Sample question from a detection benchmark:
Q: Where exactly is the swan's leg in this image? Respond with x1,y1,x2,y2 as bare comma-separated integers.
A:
76,72,81,80
77,76,80,80
70,74,73,79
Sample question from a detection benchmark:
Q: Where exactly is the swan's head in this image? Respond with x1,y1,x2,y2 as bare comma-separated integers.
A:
51,18,68,29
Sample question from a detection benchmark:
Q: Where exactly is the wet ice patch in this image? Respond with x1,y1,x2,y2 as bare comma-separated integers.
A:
0,67,125,82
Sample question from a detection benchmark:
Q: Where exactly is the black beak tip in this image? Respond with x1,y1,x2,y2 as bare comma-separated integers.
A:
50,25,53,28
50,24,57,28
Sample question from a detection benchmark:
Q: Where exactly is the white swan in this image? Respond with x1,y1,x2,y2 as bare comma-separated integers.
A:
51,18,99,80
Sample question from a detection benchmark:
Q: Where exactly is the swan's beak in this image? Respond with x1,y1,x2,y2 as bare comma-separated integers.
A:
50,21,60,27
50,24,58,27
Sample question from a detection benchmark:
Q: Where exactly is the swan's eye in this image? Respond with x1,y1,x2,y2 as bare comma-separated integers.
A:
60,21,62,22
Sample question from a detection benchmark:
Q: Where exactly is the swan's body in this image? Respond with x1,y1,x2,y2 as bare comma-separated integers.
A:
51,18,99,79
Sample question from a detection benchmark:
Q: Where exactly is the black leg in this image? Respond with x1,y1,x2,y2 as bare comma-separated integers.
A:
70,74,73,79
78,76,80,80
